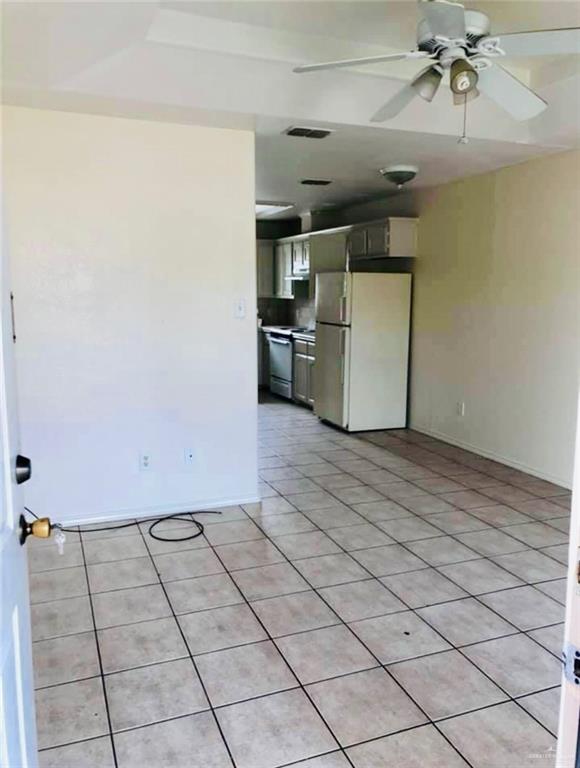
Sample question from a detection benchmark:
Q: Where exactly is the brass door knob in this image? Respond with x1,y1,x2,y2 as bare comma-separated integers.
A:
19,514,52,545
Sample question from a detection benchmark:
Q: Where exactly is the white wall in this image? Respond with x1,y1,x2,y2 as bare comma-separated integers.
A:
310,151,580,488
3,106,258,524
412,152,580,487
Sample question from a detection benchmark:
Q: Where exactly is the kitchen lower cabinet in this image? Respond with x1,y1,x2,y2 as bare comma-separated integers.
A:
293,339,316,408
293,352,310,404
307,355,315,406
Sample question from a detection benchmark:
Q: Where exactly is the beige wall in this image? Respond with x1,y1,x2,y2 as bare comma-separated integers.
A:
3,106,258,522
411,151,580,486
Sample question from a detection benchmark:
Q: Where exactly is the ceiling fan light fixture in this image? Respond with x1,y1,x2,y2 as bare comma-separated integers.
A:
450,58,479,95
411,65,443,102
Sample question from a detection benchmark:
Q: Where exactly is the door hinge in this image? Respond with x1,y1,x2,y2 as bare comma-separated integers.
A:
563,642,580,685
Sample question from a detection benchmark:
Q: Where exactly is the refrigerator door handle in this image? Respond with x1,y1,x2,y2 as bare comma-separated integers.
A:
339,296,347,324
340,329,347,384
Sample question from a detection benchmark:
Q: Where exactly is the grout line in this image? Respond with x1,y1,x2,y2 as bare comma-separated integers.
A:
302,443,567,660
33,609,565,695
135,518,238,768
253,414,563,745
36,678,562,758
288,419,565,740
34,571,566,643
32,400,564,762
77,532,119,767
203,527,356,767
243,472,477,766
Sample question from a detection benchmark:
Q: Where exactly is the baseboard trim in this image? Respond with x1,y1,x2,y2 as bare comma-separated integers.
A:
410,422,572,491
60,495,261,527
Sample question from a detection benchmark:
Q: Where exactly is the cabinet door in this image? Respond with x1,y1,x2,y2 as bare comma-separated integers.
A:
309,232,348,299
291,240,300,274
257,240,274,298
283,245,294,298
275,243,294,298
347,228,367,259
388,218,418,258
302,239,310,272
366,222,389,257
307,355,315,406
293,353,309,403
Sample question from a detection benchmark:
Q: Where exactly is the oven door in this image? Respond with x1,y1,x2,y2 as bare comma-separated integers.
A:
268,335,293,396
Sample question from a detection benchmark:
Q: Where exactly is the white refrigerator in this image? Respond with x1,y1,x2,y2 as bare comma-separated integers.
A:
314,272,412,431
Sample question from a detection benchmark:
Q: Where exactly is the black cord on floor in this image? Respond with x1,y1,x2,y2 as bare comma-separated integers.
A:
24,506,221,542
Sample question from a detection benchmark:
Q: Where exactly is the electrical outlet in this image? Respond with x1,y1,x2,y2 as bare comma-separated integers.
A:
456,401,465,417
139,452,152,471
184,448,195,466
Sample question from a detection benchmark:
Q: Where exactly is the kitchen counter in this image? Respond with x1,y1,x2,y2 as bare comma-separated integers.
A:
262,325,315,341
261,325,298,337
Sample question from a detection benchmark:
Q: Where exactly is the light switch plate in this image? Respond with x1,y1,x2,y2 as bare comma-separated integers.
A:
234,299,246,319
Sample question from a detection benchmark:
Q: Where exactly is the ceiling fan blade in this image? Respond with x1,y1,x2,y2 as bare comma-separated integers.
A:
476,63,547,120
371,63,442,121
420,0,466,40
293,50,431,73
493,27,580,58
370,84,419,122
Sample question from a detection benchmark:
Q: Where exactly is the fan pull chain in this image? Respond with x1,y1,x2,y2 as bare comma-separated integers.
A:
458,94,469,144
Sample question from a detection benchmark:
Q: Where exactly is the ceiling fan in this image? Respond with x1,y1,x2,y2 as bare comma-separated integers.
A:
293,0,580,122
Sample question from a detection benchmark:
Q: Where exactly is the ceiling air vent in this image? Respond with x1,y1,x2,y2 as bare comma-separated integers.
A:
285,126,333,139
301,179,332,186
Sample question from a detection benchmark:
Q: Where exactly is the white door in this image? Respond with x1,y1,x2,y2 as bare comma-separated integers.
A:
315,272,351,326
557,390,580,768
0,216,38,767
313,323,349,428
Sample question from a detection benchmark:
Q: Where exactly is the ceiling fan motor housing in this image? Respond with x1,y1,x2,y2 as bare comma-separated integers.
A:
417,10,491,55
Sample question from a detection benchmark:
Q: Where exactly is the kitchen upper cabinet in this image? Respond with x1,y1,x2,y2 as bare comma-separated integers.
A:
366,222,389,257
256,239,275,298
274,242,294,299
292,238,310,277
309,231,348,299
347,228,367,260
388,217,418,258
347,218,418,261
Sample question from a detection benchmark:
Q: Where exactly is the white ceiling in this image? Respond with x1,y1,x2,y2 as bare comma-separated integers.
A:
168,1,580,47
3,1,580,219
255,114,566,216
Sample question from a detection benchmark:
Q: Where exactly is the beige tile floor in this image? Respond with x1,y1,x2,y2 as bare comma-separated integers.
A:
30,393,569,767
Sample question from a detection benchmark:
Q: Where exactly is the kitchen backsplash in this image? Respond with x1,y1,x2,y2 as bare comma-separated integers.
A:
291,282,315,329
257,298,292,326
257,283,315,329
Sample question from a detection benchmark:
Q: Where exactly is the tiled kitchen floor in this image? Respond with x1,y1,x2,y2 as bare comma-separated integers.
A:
29,394,570,768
